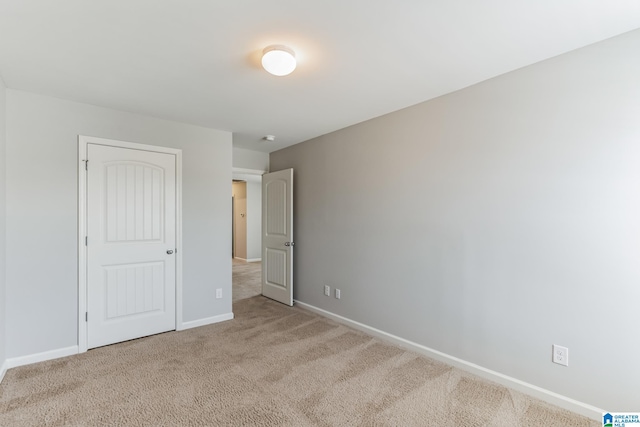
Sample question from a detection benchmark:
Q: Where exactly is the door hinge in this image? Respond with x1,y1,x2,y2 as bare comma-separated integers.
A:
85,312,88,322
85,236,88,246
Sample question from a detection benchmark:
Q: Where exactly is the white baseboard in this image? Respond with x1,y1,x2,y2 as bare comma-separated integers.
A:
0,313,235,383
5,346,79,371
294,300,603,421
0,359,7,383
179,312,234,330
0,313,236,379
234,257,261,263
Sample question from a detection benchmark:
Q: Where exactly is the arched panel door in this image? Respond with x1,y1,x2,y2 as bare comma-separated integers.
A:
262,168,293,306
86,143,176,348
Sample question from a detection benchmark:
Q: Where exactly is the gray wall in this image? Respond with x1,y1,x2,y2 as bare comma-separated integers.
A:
270,29,640,411
5,90,232,358
233,147,269,171
0,77,6,367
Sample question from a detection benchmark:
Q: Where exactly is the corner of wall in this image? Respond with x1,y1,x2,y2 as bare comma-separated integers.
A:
0,74,7,378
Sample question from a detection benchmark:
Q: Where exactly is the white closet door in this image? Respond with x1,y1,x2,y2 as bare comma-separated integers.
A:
87,143,176,349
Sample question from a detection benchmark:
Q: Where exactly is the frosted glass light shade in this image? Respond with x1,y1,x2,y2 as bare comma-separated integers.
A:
262,45,296,76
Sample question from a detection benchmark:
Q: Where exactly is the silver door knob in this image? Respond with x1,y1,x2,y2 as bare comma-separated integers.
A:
284,242,290,247
167,250,174,254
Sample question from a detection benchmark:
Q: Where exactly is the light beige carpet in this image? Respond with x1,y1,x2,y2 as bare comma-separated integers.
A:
232,258,262,302
0,294,597,426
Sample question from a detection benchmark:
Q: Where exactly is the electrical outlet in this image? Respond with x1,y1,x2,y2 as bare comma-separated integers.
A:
552,344,569,366
324,285,330,296
335,289,341,299
216,288,222,299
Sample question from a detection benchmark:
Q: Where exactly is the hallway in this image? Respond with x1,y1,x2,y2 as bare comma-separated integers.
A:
232,259,261,302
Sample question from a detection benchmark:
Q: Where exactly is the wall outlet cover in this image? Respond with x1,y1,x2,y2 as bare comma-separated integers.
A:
552,344,569,366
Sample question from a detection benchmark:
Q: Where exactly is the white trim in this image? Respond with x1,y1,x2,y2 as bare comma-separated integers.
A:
175,147,184,331
234,257,262,263
178,313,234,331
294,300,603,421
233,172,263,183
232,167,266,175
233,167,266,183
78,135,183,352
78,138,88,352
0,359,7,383
5,346,79,370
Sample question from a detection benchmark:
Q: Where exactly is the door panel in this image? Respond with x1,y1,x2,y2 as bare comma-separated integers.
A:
105,163,164,242
87,144,176,349
265,248,287,288
266,180,286,235
262,169,293,306
104,262,165,319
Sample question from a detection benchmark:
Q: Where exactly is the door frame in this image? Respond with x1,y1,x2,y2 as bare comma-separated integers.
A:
232,167,266,263
77,135,183,353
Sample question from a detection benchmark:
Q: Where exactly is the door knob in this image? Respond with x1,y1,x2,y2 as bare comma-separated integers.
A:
166,250,174,254
284,242,290,247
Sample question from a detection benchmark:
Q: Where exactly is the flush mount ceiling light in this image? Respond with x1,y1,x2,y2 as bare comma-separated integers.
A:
261,45,296,76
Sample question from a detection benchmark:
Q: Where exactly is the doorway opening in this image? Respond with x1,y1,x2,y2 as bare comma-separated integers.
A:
231,171,263,302
78,135,183,353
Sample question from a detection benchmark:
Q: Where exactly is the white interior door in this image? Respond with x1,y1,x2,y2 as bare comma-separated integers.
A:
87,143,176,349
262,168,293,306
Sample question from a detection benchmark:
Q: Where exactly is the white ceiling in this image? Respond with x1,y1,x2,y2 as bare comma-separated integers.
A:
1,1,640,153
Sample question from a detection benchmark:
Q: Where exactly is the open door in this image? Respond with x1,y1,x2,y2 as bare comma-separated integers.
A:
262,168,293,306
